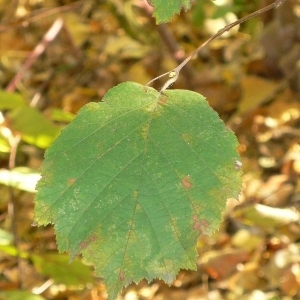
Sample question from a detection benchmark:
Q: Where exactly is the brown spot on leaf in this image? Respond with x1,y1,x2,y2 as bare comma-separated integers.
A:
79,235,96,250
181,175,192,190
119,269,125,281
80,240,88,250
89,235,96,242
68,178,76,185
192,215,210,235
158,95,168,105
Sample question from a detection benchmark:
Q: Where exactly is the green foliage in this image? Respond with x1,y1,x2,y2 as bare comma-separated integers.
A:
31,253,93,285
35,82,241,300
0,244,93,287
192,0,205,26
151,0,194,23
0,90,25,110
48,108,75,123
0,229,13,245
8,106,60,149
0,90,61,149
0,291,46,300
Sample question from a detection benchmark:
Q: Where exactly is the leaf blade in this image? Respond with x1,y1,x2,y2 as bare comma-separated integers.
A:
35,82,241,300
151,0,194,23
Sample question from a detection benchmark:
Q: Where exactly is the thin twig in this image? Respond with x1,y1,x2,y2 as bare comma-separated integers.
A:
6,18,64,92
156,24,195,87
146,0,288,92
139,0,195,88
30,70,55,108
7,134,22,288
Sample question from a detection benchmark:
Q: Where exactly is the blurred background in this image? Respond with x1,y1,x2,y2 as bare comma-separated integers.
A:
0,0,300,299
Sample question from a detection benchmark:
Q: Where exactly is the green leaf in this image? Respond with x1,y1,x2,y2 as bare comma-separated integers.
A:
0,291,45,300
211,6,234,19
8,106,61,149
0,244,29,259
35,82,241,300
0,229,13,245
0,90,25,110
48,108,75,123
151,0,194,23
0,131,11,153
192,0,205,27
31,253,93,285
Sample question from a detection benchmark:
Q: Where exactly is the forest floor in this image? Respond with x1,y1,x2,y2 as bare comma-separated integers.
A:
0,0,300,299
